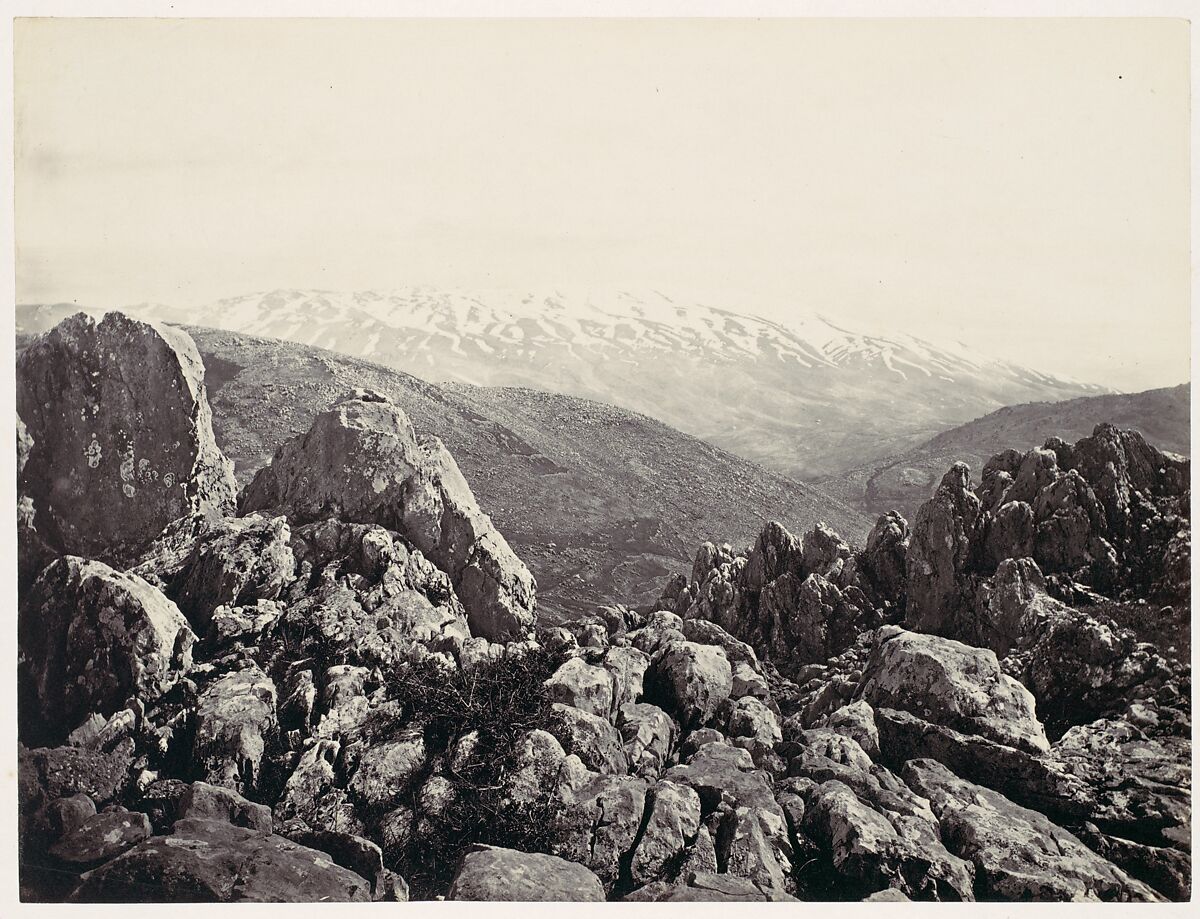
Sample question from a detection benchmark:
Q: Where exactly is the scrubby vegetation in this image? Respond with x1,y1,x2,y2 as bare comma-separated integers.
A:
366,646,570,898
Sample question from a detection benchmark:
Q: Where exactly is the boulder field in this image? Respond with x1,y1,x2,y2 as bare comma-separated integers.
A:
15,312,1190,902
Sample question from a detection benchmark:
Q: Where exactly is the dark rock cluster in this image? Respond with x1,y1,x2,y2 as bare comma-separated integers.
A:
14,312,1191,902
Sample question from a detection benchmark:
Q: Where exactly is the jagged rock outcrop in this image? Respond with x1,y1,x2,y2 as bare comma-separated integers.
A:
656,516,902,676
16,312,237,561
240,392,536,641
905,463,982,636
905,424,1189,645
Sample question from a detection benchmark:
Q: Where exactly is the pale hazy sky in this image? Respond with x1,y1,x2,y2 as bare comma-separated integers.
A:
14,17,1190,391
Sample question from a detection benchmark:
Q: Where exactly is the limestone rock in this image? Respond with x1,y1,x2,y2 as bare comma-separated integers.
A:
69,817,371,902
618,702,677,780
731,661,771,700
192,665,278,796
347,731,427,813
664,742,793,889
789,739,974,901
280,826,385,893
548,703,629,774
904,463,982,636
19,557,195,741
239,393,536,641
20,740,136,810
48,807,152,870
166,514,295,631
822,701,880,760
1051,717,1191,850
447,844,605,901
630,780,702,885
647,641,732,729
858,628,1050,755
16,311,236,561
625,870,798,901
38,795,98,848
177,781,274,834
544,657,615,720
727,696,782,747
602,646,650,710
860,511,909,605
680,618,761,669
504,729,571,807
1012,606,1176,736
553,771,649,890
904,758,1163,902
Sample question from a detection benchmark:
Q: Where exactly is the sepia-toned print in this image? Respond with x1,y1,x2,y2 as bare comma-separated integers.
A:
11,14,1191,904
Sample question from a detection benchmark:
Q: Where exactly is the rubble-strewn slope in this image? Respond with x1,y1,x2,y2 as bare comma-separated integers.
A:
16,312,1190,903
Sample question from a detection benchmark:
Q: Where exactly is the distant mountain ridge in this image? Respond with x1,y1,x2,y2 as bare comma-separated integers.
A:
820,383,1190,522
16,290,1106,480
16,314,871,622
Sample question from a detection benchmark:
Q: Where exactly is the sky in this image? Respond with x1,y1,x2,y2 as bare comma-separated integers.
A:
14,17,1190,391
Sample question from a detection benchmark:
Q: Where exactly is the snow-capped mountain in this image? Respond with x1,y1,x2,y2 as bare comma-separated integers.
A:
18,289,1106,480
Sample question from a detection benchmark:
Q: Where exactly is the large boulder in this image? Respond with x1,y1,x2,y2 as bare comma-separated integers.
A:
19,557,195,741
16,311,236,561
646,641,732,729
68,817,371,902
240,392,535,641
904,758,1162,902
787,731,975,901
19,741,137,811
803,779,974,901
629,780,702,885
47,807,152,870
347,731,428,813
447,844,605,901
176,781,274,834
552,772,649,890
543,658,616,720
858,627,1050,755
663,742,794,891
617,702,677,780
547,703,628,775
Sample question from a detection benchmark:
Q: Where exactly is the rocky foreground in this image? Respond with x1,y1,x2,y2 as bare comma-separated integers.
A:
15,312,1191,902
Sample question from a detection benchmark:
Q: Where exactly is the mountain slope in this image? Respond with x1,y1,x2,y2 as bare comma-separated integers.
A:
21,290,1105,480
15,318,868,622
820,383,1190,522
